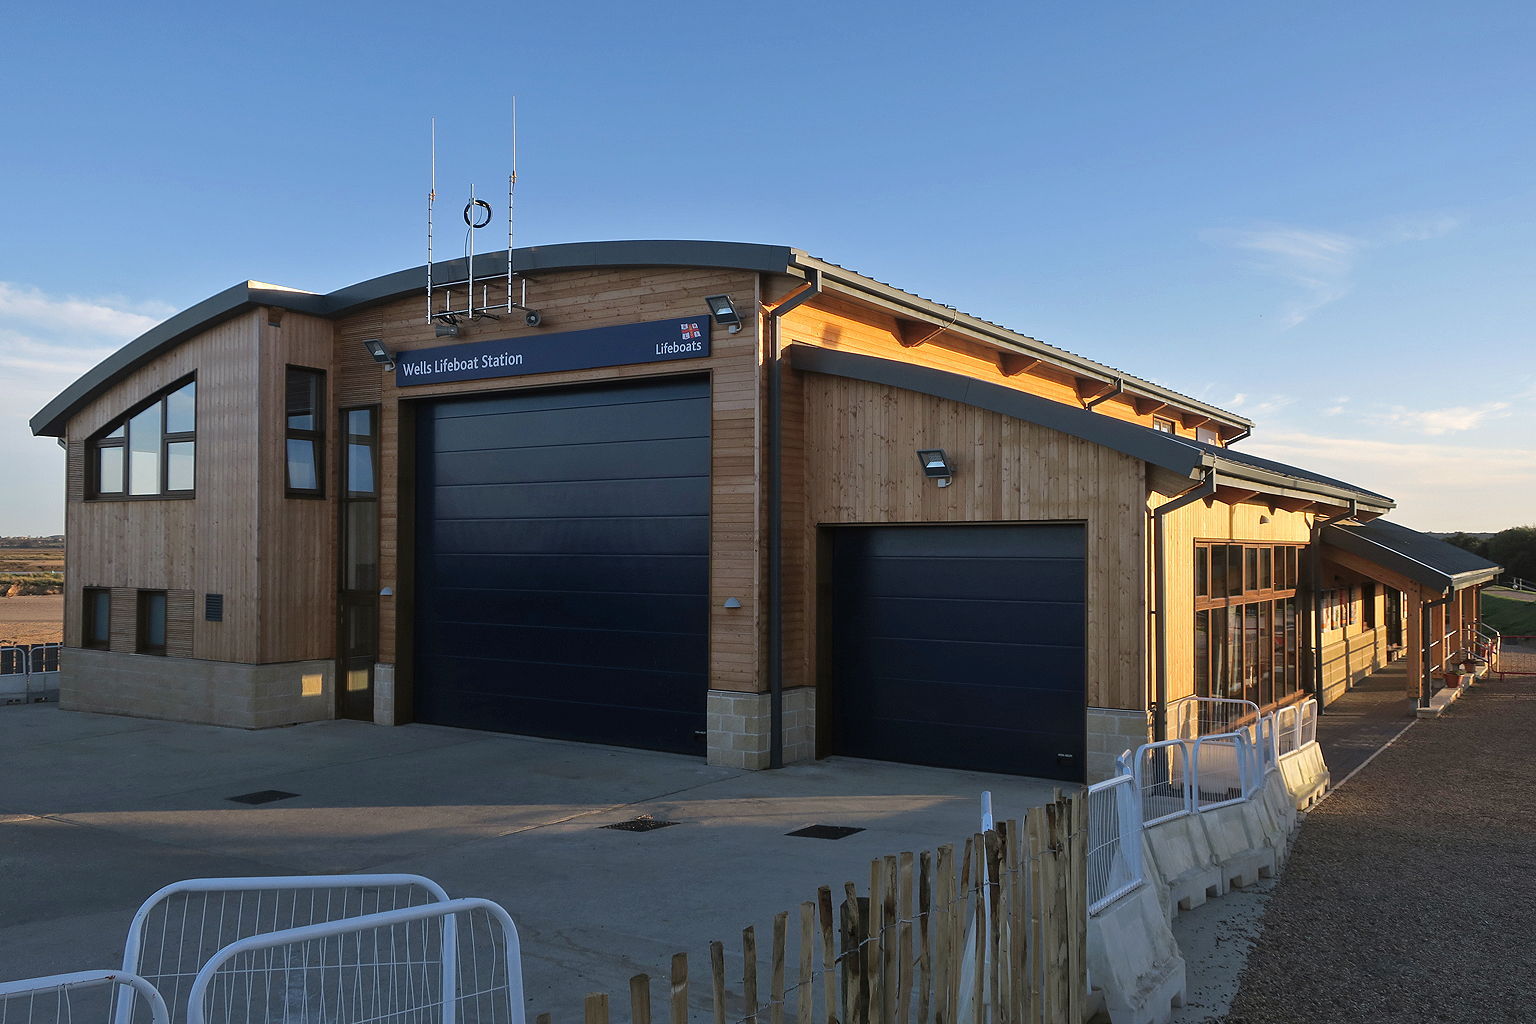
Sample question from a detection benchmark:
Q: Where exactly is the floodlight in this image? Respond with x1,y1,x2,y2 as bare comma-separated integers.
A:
363,339,396,372
705,294,742,333
917,449,954,487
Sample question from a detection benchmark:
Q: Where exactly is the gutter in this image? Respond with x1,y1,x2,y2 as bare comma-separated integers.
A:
1152,469,1217,741
1309,499,1357,711
764,263,821,769
1083,378,1125,410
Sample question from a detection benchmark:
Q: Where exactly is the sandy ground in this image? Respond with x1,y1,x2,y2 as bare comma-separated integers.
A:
0,594,63,645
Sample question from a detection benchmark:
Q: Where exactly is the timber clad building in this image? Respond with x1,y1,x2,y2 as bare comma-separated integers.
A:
31,241,1502,783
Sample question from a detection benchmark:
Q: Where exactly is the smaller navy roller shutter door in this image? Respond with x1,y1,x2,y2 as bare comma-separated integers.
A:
828,523,1087,781
413,377,710,753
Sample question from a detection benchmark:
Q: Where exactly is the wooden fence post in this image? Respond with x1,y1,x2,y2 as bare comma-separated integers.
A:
917,850,932,1024
745,925,760,1024
712,940,727,1024
773,910,788,1024
631,975,652,1024
585,993,610,1024
671,953,689,1024
817,886,838,1024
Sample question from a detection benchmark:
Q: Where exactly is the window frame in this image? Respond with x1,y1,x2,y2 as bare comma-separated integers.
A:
83,587,111,650
285,365,327,498
1193,540,1305,708
88,375,197,500
136,590,168,656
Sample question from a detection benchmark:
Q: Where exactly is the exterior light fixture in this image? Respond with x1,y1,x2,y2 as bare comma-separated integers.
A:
363,339,396,371
723,597,742,609
435,322,462,338
917,449,955,488
704,294,742,333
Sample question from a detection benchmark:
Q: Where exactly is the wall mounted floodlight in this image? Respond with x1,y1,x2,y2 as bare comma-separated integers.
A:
363,339,396,372
917,449,954,488
705,294,742,333
435,322,462,338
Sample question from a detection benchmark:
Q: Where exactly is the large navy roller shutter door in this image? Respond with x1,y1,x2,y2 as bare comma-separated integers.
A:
829,523,1087,781
414,377,710,753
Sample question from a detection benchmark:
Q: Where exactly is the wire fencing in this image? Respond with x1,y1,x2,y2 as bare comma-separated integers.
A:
0,971,170,1024
0,643,60,705
1085,775,1144,915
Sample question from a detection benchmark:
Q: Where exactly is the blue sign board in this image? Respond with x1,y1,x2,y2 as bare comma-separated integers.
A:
394,316,711,387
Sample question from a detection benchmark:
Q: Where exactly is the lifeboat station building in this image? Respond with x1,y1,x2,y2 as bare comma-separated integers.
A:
30,241,1502,783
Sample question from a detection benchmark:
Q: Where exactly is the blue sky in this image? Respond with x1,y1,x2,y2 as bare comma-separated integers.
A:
2,1,1532,534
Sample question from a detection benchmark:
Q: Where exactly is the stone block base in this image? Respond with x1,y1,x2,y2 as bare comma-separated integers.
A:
1087,707,1151,783
59,647,335,729
707,687,815,769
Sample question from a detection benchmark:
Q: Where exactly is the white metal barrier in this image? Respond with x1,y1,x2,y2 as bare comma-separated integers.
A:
1,642,60,704
1086,774,1145,915
1191,733,1253,810
0,971,170,1024
1170,696,1260,740
184,897,523,1024
119,874,453,1024
1298,699,1317,746
1133,739,1192,826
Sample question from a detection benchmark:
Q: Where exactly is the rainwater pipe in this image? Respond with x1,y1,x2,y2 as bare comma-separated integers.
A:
1309,499,1357,712
765,265,821,769
1152,468,1216,741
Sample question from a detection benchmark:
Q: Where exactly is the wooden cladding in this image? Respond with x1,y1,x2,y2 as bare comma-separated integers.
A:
66,440,85,503
336,312,385,407
166,589,195,658
108,588,137,654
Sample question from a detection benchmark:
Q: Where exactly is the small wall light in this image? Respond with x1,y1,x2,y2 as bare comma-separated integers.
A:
917,449,955,488
705,294,742,333
1259,515,1272,525
363,339,396,371
723,597,742,609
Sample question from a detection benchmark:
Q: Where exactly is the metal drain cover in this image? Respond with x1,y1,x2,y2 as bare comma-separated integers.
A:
786,824,865,840
227,790,299,805
601,817,679,833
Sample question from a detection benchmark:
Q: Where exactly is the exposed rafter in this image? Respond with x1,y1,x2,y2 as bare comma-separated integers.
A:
998,352,1042,377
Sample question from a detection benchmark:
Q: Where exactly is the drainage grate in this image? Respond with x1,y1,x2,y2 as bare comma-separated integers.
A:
227,790,299,805
786,824,865,840
601,816,679,833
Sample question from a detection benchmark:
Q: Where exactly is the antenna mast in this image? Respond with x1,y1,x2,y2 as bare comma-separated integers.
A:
508,97,516,313
426,119,435,324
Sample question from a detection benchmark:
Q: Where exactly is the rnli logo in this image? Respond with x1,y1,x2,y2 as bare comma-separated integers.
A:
681,322,703,340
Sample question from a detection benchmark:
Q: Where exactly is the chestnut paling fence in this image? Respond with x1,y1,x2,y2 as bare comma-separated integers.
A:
550,790,1088,1024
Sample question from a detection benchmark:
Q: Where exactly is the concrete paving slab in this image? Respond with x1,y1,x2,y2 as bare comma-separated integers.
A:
0,702,1063,1022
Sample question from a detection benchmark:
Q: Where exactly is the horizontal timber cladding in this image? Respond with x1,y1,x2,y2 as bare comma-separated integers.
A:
795,371,1147,712
827,523,1087,781
412,376,711,753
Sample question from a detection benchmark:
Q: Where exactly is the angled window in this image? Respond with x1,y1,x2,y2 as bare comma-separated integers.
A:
137,590,167,656
285,367,326,497
83,588,110,650
90,377,196,498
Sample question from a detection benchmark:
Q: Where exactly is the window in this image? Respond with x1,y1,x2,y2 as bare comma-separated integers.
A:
91,378,196,498
1153,417,1176,434
1362,583,1377,629
1196,426,1221,445
137,590,167,656
83,588,110,649
285,367,326,496
1194,542,1305,707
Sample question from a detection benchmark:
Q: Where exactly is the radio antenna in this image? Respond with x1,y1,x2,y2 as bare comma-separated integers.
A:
508,97,516,313
426,119,436,323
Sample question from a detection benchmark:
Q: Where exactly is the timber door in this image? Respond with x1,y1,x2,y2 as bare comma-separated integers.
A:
413,377,710,753
825,523,1087,782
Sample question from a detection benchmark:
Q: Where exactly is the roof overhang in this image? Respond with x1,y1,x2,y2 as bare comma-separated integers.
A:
1324,522,1502,594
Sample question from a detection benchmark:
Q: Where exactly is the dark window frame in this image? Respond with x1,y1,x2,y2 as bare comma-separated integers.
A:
136,590,167,656
83,587,111,650
285,365,327,499
88,375,197,500
1193,540,1305,707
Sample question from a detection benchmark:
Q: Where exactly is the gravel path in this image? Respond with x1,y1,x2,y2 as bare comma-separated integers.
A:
1224,678,1536,1023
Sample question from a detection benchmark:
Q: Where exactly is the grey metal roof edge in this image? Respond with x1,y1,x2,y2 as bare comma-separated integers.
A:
787,344,1207,479
788,344,1401,509
788,251,1253,432
29,282,283,437
31,241,796,437
1323,524,1503,592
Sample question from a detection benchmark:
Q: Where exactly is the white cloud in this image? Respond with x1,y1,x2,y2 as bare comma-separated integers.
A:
1370,402,1511,435
1242,431,1536,532
1207,214,1460,328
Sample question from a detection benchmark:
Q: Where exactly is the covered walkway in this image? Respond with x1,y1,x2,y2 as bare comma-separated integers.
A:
1312,661,1415,781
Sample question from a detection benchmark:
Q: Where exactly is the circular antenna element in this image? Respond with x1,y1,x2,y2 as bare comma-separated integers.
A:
463,199,492,228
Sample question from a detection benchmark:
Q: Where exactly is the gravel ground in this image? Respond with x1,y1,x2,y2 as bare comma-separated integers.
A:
1224,678,1536,1023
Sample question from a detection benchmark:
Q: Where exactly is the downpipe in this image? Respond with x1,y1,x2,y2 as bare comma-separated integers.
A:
765,266,821,768
1152,469,1216,741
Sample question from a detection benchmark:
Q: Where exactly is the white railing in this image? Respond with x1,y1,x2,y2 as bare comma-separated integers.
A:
1086,774,1145,915
1,642,60,704
185,897,523,1024
1170,696,1260,741
1191,732,1254,810
1133,739,1193,825
1298,699,1317,746
120,874,453,1024
0,971,170,1024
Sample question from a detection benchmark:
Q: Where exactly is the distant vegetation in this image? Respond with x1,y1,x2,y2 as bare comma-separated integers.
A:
1445,526,1536,583
0,535,63,548
0,538,64,596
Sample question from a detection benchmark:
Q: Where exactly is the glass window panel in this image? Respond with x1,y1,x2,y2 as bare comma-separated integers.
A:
1260,548,1272,590
1287,547,1298,590
98,446,123,493
287,439,317,491
1195,547,1208,598
1259,602,1273,706
1195,610,1210,698
348,409,372,437
165,381,196,434
1211,546,1227,600
1245,603,1259,704
286,370,317,430
1245,548,1259,592
128,403,162,495
90,590,110,644
1211,607,1228,697
344,502,379,591
106,424,125,439
1284,597,1298,697
147,593,166,647
167,441,195,491
348,443,375,494
1227,606,1243,698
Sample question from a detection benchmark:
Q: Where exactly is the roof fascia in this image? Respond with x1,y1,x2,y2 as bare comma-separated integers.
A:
790,252,1253,433
1322,524,1502,592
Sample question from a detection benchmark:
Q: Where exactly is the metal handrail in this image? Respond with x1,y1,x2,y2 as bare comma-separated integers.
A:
1133,739,1193,825
0,970,171,1024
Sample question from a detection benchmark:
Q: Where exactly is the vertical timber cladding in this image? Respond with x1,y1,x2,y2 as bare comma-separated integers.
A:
827,523,1087,781
413,376,711,753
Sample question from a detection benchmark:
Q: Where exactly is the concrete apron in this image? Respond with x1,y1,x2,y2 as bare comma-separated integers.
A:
1090,751,1328,1024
